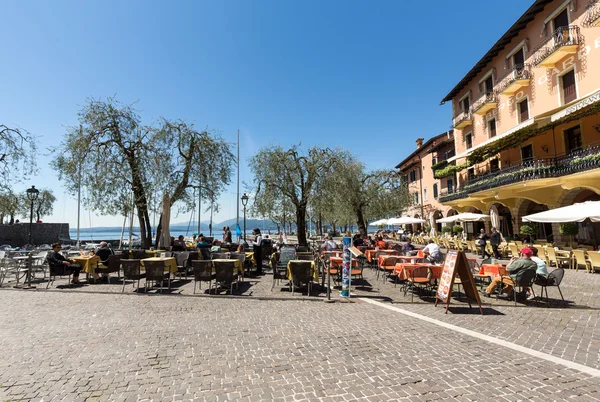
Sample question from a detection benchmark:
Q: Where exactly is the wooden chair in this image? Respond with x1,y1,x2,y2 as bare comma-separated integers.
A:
95,255,122,284
572,249,592,272
191,260,215,293
121,259,145,293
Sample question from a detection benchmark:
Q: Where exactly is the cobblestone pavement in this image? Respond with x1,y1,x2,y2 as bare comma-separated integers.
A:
1,290,600,402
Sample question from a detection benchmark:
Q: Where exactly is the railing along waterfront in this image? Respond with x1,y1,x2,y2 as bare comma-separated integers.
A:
532,26,583,66
471,91,497,114
494,64,531,94
439,143,600,202
582,0,600,27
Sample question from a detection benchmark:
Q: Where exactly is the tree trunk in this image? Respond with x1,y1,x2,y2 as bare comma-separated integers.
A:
356,208,367,236
296,207,308,246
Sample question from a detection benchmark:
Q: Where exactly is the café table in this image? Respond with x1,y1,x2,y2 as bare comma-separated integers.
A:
286,260,319,281
144,249,166,258
245,252,256,266
365,249,398,263
141,257,178,274
394,263,442,282
473,264,508,290
329,256,359,268
394,255,427,264
72,255,101,275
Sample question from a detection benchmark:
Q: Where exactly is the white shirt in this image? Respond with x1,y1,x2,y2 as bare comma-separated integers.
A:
423,243,441,256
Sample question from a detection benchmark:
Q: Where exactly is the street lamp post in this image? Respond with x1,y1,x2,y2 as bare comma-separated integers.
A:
241,193,249,242
26,186,39,246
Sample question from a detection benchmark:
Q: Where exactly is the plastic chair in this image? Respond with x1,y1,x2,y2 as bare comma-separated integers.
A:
586,251,600,273
572,249,591,272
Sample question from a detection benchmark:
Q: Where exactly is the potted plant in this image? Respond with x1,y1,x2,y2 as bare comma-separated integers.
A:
452,225,464,236
559,222,579,248
441,226,452,234
519,223,537,243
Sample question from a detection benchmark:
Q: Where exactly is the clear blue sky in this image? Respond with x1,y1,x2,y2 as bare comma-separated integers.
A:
1,0,531,228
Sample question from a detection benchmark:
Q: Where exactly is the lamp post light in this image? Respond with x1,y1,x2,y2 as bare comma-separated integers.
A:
241,193,249,242
26,186,40,246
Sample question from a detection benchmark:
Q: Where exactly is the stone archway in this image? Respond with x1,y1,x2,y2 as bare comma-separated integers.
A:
432,210,444,234
490,202,514,238
517,200,553,242
555,188,600,246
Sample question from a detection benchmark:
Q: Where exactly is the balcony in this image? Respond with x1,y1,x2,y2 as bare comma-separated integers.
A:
532,26,583,68
452,110,473,130
495,64,531,96
472,91,498,116
583,0,600,27
438,142,600,203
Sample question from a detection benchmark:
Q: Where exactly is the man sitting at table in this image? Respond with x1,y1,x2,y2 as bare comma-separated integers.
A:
172,235,186,251
47,243,82,285
483,247,537,298
321,235,338,251
93,241,115,282
402,239,416,255
422,240,443,263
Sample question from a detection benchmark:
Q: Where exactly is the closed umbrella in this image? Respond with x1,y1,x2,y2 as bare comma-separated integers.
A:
522,201,600,222
429,213,437,236
159,193,171,249
490,205,501,230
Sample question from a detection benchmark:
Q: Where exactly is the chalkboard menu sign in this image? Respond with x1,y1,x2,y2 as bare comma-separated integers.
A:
435,250,482,314
279,246,297,266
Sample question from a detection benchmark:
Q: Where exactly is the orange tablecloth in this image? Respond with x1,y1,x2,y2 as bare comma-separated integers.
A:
479,264,507,277
378,255,398,269
329,256,359,268
365,249,399,262
395,255,426,264
394,263,442,281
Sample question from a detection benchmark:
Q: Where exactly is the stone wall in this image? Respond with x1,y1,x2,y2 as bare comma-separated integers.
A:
0,223,71,247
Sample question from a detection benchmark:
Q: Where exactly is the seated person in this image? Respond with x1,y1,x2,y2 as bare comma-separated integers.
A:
321,235,338,252
422,240,443,263
47,242,82,284
402,239,416,255
93,241,114,265
196,234,209,247
526,246,549,301
237,243,246,253
375,236,386,249
210,239,222,253
484,247,537,298
172,235,186,251
352,234,364,247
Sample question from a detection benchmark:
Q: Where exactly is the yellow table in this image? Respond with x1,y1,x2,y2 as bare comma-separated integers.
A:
211,259,244,275
286,260,318,281
72,255,101,275
141,257,177,273
145,250,166,257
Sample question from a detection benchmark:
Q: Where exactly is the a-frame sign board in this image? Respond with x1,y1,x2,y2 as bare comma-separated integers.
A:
435,250,483,314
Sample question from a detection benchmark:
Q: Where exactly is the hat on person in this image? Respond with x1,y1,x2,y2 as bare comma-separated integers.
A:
520,247,533,256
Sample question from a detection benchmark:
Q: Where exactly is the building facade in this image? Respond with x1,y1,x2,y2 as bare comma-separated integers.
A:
439,0,600,244
395,131,455,234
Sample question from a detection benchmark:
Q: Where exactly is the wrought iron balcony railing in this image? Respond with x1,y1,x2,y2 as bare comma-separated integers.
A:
495,64,532,96
532,26,583,67
471,91,498,115
438,142,600,203
583,0,600,27
452,110,473,129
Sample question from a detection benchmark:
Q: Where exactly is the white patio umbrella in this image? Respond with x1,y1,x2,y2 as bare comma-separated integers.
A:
369,219,389,226
437,212,490,223
522,201,600,223
158,193,171,249
386,216,426,225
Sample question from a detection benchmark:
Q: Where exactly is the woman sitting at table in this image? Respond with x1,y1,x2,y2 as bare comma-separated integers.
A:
47,243,82,284
210,239,222,253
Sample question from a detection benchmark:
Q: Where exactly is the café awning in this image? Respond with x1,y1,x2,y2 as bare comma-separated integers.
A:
437,212,490,223
522,201,600,223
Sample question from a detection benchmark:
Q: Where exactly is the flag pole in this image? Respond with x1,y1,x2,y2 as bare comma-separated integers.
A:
236,129,240,242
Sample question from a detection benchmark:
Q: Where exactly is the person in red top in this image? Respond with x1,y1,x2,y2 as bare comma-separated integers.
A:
375,236,386,249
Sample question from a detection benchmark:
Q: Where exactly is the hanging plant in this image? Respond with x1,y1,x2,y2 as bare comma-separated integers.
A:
434,163,469,179
431,160,448,171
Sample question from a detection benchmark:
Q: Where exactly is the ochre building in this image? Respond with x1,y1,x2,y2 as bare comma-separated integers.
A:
439,0,600,244
395,131,456,234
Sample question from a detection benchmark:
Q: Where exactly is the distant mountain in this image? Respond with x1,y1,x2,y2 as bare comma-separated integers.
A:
76,218,289,233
